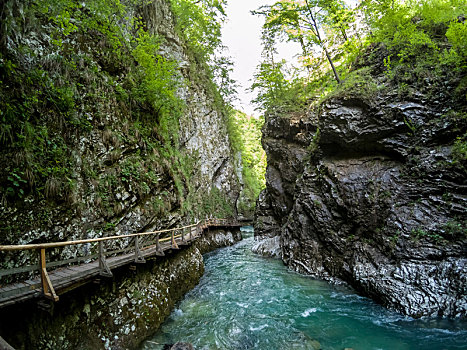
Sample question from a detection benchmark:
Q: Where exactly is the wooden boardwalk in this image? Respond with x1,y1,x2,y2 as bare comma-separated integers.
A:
0,219,242,309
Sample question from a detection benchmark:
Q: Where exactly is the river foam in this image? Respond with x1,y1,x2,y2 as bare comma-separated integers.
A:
301,308,318,317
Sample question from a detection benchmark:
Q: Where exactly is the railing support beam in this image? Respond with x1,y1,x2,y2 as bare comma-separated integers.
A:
171,231,179,249
134,237,145,264
156,235,164,256
39,248,59,301
98,241,113,277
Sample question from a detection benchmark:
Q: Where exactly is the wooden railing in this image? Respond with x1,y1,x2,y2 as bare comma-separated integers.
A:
0,218,239,304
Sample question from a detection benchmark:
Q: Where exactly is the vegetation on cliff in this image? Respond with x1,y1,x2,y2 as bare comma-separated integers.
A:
252,0,466,179
252,0,466,113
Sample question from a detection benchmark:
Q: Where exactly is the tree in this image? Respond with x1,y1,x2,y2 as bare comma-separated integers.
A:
251,24,318,113
170,0,227,63
251,59,291,111
320,0,355,43
170,0,237,104
255,0,347,84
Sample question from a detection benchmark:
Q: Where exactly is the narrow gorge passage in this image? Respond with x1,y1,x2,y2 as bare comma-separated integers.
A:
1,0,466,348
141,229,467,350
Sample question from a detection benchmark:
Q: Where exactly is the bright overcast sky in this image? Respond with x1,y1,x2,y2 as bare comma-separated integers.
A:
221,0,300,117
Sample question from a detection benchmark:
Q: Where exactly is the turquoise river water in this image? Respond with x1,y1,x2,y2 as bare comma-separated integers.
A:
141,229,466,350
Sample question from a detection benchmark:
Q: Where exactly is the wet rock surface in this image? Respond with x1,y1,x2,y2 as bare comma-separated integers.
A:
164,342,195,350
255,93,467,318
251,235,281,258
254,113,315,238
195,228,242,255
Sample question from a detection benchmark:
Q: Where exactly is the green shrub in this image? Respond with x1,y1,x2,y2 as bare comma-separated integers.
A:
452,134,467,166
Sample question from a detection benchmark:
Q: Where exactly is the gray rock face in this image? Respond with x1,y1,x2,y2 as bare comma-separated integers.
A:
251,235,281,258
195,228,242,255
144,0,240,200
256,94,467,318
254,112,315,238
168,342,195,350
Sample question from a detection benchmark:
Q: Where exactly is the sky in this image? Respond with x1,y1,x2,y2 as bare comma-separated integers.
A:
221,0,300,117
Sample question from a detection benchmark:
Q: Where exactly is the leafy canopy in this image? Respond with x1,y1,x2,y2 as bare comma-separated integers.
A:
251,0,467,113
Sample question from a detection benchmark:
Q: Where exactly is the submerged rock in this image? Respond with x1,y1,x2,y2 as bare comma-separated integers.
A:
255,89,467,318
195,228,243,255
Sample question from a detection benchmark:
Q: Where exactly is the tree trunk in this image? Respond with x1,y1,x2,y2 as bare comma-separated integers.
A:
340,25,348,42
304,0,341,84
323,46,341,84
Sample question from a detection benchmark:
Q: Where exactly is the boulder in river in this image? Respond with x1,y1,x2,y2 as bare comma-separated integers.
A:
251,235,281,258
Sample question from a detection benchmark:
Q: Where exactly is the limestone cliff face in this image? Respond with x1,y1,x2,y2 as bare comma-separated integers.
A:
0,0,239,271
255,88,467,317
254,112,314,238
0,1,240,348
141,2,238,198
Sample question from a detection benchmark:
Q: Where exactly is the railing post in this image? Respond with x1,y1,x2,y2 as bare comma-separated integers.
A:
39,248,59,301
181,228,185,242
98,241,113,277
134,236,145,263
155,234,164,256
171,230,179,249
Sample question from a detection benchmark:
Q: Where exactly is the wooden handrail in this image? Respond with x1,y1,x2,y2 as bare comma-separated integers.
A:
0,222,203,251
0,218,239,252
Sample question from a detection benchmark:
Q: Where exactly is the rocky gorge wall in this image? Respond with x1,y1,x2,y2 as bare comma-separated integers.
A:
0,0,244,347
0,228,242,349
0,0,240,274
255,79,467,318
